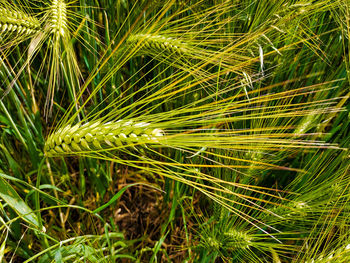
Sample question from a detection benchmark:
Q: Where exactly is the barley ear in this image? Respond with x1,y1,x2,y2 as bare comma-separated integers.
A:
49,0,68,40
223,229,252,250
127,33,188,56
45,120,165,157
0,6,40,42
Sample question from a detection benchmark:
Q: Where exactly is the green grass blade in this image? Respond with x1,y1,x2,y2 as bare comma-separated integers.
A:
0,176,41,230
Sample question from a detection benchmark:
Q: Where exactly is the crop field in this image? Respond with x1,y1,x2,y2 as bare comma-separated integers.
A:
0,0,349,262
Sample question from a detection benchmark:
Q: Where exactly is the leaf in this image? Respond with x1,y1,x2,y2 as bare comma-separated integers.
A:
0,176,41,230
92,183,161,214
150,230,169,263
38,244,98,263
54,247,63,263
0,230,7,263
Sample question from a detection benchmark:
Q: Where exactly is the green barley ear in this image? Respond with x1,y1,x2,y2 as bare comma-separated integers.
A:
127,33,189,56
223,229,252,251
125,30,253,81
44,120,164,157
42,0,68,117
125,32,220,84
37,0,83,118
0,4,40,47
0,2,42,102
1,0,84,118
121,1,271,83
48,0,68,40
197,217,264,260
